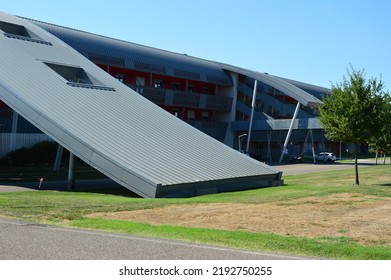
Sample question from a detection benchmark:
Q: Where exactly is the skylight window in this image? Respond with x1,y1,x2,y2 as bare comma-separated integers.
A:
0,20,52,45
45,62,93,84
44,62,115,91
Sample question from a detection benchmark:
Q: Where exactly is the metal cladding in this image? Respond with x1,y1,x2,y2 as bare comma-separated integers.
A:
24,17,234,87
217,63,323,108
0,12,283,198
28,18,324,109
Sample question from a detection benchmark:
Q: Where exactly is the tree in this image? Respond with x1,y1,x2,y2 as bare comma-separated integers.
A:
317,66,386,185
369,93,391,164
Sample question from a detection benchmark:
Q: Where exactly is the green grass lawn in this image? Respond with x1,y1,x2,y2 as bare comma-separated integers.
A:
0,164,390,259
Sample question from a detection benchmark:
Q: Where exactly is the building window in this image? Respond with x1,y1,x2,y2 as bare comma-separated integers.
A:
187,110,195,120
187,85,195,92
45,62,92,84
154,80,163,88
43,62,115,91
0,20,52,45
171,82,179,90
172,110,180,118
256,101,263,110
136,77,145,93
116,74,126,84
202,87,209,94
267,106,273,115
202,111,209,121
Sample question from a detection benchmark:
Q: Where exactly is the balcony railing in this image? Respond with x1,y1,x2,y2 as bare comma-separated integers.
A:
231,118,323,131
127,84,233,112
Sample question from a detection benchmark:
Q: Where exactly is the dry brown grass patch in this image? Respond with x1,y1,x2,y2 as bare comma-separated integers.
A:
88,193,391,246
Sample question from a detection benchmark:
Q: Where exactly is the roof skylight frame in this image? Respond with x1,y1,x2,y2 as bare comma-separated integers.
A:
0,20,52,45
43,61,116,91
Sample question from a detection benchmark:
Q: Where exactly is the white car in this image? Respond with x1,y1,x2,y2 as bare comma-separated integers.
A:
315,152,336,163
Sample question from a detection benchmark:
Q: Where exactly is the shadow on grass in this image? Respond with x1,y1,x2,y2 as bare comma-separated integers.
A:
0,179,142,198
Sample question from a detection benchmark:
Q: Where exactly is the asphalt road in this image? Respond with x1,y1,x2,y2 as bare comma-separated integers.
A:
0,218,313,260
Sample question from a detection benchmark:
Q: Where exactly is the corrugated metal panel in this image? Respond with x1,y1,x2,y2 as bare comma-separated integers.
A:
277,77,329,100
24,18,323,107
23,18,233,86
231,118,323,131
217,63,322,108
0,12,281,198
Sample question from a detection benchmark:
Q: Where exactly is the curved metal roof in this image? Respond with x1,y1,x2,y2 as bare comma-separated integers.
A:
277,77,329,100
22,18,324,108
23,18,233,87
216,63,323,108
1,12,282,198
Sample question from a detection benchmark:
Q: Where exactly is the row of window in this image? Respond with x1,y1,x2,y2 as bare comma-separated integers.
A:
115,73,214,121
153,80,209,94
116,74,210,94
170,108,211,121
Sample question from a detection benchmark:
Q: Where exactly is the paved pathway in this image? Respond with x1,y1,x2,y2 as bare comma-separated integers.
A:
273,159,376,176
0,218,317,260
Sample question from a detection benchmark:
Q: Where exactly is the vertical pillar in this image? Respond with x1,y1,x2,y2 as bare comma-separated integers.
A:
279,102,300,163
301,130,310,155
67,152,75,191
310,129,316,163
10,111,18,151
321,131,325,152
238,133,247,153
246,80,258,154
267,130,272,162
53,144,63,172
340,141,342,161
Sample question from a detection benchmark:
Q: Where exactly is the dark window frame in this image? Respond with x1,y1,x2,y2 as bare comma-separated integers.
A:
43,62,115,91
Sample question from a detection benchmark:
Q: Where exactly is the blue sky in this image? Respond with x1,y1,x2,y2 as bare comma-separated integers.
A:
1,0,390,90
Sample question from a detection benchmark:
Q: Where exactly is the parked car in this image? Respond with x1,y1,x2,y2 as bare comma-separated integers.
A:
315,152,336,163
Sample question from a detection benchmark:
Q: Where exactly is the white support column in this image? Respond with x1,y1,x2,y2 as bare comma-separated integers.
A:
301,130,310,155
246,80,258,154
53,144,63,172
238,133,247,152
310,129,316,163
279,102,300,163
67,152,75,190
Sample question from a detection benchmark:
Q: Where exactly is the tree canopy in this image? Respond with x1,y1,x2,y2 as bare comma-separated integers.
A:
369,93,391,160
317,66,389,184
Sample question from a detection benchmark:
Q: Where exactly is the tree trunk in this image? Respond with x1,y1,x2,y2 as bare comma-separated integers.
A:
375,151,378,165
354,144,359,185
